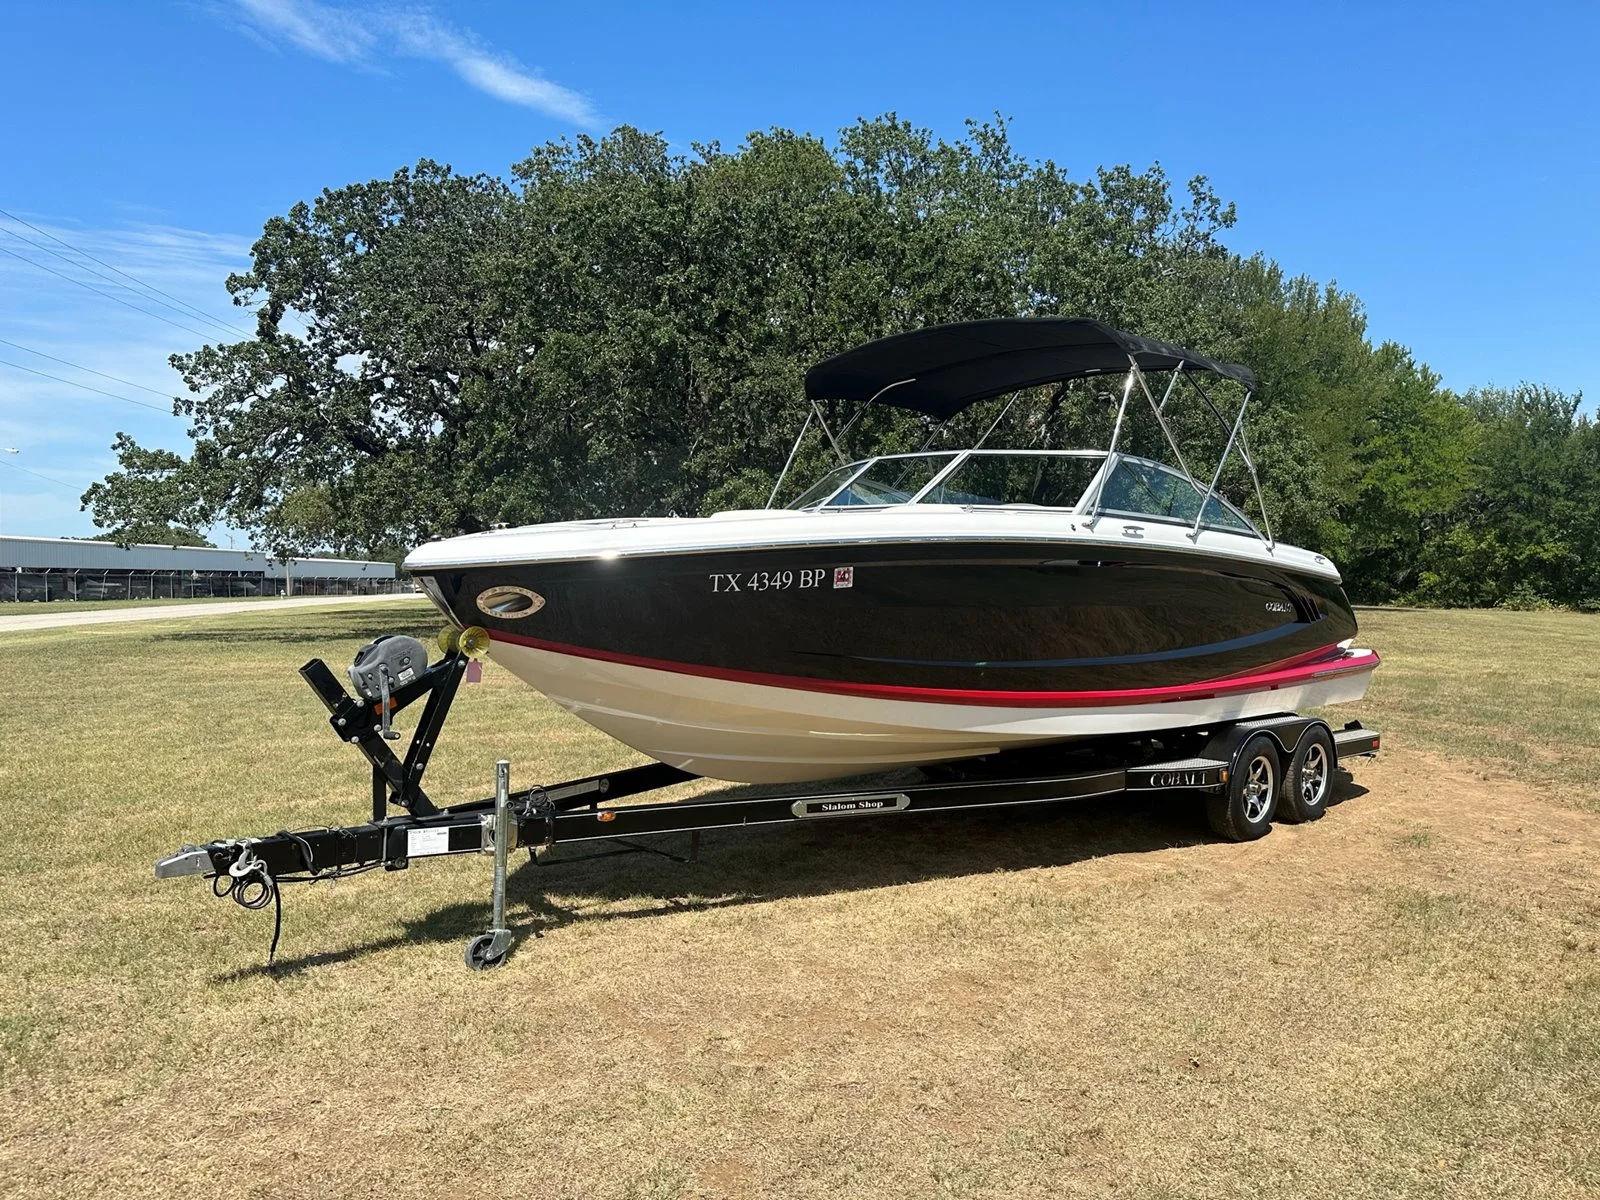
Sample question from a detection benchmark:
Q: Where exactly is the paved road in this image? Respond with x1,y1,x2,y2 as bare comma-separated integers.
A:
0,591,425,634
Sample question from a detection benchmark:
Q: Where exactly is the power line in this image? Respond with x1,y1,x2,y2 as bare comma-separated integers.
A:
0,206,253,338
0,456,83,492
0,355,175,414
0,243,222,343
0,221,246,340
0,337,179,399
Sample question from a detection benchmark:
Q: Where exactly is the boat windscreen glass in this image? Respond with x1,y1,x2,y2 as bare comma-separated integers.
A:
816,453,958,507
1098,458,1256,533
785,461,867,508
920,454,1103,509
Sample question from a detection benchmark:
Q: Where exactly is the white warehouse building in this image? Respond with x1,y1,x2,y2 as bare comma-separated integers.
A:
0,535,401,602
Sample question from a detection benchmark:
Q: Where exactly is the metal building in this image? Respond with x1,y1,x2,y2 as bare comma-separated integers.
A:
0,535,401,602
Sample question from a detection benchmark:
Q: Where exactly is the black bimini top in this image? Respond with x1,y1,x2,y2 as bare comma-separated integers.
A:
804,317,1255,421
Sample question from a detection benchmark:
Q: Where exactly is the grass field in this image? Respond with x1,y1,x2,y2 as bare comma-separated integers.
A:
1,602,1596,1199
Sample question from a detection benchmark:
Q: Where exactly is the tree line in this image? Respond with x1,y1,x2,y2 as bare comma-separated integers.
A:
84,117,1598,608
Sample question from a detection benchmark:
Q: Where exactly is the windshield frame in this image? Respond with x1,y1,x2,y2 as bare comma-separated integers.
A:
785,452,955,510
782,448,1262,536
1089,452,1263,538
785,449,1109,512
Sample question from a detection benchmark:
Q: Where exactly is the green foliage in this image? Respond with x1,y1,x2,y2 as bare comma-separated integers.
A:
80,117,1597,608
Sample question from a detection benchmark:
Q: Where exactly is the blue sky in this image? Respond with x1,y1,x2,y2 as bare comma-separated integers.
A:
2,0,1595,539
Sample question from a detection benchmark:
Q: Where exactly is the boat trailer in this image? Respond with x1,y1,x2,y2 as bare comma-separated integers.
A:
155,632,1381,970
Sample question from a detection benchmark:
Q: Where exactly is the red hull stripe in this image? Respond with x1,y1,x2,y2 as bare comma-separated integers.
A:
488,630,1380,709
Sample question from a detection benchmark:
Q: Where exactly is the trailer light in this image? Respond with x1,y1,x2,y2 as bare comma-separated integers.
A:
459,626,491,657
597,811,616,823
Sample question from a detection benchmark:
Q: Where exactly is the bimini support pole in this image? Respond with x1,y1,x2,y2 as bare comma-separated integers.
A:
971,390,1023,451
810,398,850,466
1237,420,1276,551
1133,365,1197,485
1189,390,1252,544
1177,370,1276,552
1083,366,1138,526
1155,366,1183,415
766,408,815,508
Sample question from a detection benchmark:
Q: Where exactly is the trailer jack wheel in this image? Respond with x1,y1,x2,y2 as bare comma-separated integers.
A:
464,930,511,971
464,759,516,972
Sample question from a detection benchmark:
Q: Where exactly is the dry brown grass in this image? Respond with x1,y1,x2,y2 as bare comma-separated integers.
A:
1,602,1597,1199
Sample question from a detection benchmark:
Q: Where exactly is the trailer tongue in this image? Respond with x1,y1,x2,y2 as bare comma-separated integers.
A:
155,628,1380,971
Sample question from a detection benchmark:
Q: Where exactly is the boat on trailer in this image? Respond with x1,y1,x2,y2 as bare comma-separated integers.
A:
405,318,1377,783
155,318,1382,969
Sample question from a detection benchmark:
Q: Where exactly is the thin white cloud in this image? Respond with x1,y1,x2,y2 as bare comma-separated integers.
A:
231,0,605,127
234,0,375,63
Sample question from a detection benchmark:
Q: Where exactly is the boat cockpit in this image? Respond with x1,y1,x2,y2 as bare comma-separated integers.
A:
782,450,1260,538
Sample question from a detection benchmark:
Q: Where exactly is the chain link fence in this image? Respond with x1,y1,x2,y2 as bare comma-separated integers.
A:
1,570,411,603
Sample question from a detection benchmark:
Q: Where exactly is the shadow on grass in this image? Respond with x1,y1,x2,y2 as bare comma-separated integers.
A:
1329,770,1368,806
221,777,1371,978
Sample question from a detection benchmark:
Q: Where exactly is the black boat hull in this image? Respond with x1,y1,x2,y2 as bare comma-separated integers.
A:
413,539,1375,781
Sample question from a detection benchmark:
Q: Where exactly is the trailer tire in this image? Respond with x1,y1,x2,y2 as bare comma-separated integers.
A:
1278,726,1335,823
1206,735,1280,842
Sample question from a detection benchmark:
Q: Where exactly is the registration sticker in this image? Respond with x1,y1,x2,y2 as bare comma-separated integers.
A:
406,827,452,858
833,566,854,589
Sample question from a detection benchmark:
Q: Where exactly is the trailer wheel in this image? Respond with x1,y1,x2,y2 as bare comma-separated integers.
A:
464,931,510,971
1206,735,1280,841
1276,725,1335,823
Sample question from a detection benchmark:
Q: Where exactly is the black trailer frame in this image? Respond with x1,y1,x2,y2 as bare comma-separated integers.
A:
156,642,1381,970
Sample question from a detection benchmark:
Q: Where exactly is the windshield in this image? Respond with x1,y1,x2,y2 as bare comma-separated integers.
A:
781,450,1253,531
1098,457,1257,533
784,462,864,509
786,454,957,508
921,454,1101,508
784,451,1105,511
826,454,956,506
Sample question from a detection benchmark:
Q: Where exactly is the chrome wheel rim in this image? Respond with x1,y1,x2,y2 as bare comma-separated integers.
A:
1243,755,1275,823
1301,743,1330,808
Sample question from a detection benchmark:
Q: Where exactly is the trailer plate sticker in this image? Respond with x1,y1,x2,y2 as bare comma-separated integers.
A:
406,827,452,857
790,792,910,819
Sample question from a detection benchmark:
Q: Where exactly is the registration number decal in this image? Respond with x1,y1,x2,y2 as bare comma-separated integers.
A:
709,568,844,594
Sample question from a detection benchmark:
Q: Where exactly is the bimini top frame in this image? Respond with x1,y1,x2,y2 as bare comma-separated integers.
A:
777,317,1275,551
